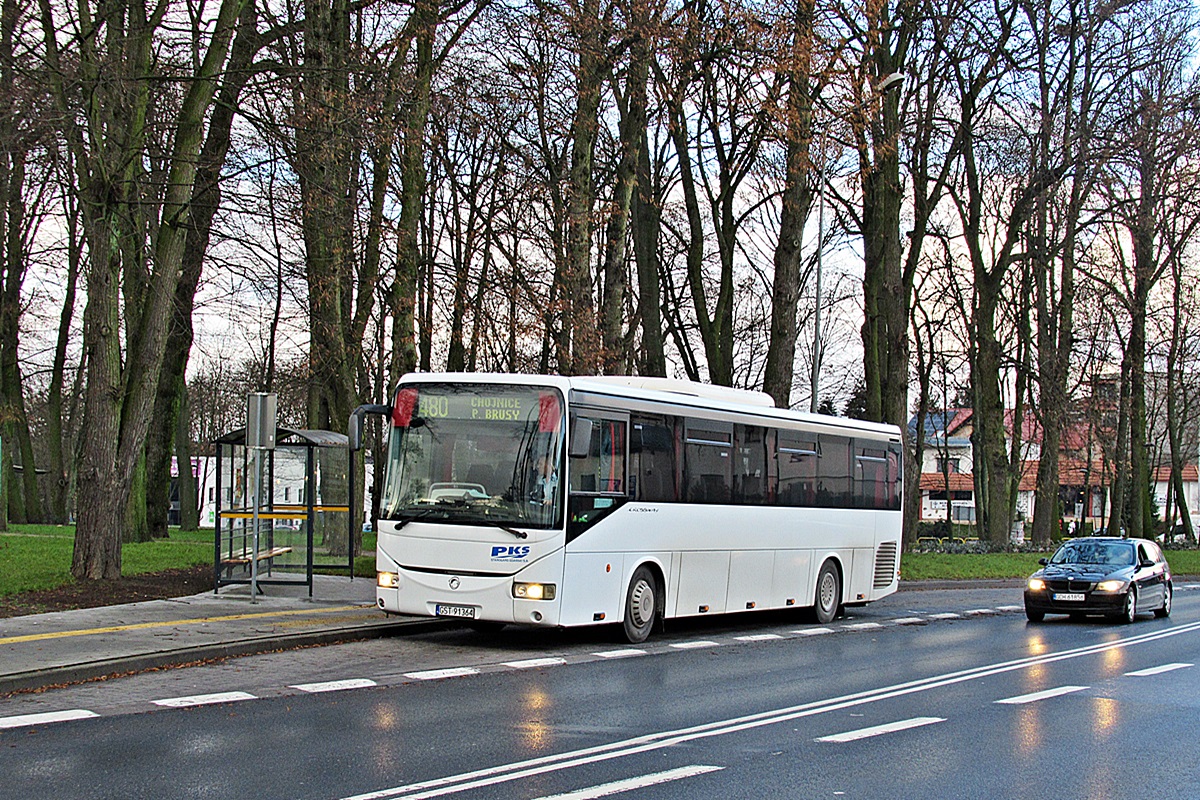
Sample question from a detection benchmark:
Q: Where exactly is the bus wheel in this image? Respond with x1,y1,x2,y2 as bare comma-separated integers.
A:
812,560,841,624
623,566,657,644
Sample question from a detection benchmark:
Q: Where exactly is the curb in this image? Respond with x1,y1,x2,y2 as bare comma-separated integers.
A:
0,618,447,696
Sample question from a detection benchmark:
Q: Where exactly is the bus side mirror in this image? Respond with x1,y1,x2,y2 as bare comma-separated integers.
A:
569,417,593,458
349,404,392,451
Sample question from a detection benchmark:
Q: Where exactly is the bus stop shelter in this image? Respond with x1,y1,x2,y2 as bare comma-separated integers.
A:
212,427,353,596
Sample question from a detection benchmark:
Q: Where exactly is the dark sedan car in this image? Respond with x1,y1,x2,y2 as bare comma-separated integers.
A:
1024,537,1172,623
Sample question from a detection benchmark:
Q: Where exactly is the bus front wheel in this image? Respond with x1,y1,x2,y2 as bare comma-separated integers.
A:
623,566,658,644
812,560,841,624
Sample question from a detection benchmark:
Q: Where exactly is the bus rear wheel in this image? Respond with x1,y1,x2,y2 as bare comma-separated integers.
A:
623,566,658,644
812,560,841,625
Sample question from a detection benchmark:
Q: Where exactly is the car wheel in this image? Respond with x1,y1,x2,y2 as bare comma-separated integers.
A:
1154,584,1172,618
1121,588,1137,624
622,565,658,644
1025,606,1044,623
812,560,841,625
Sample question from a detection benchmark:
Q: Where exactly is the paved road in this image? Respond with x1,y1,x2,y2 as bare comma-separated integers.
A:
2,585,1199,799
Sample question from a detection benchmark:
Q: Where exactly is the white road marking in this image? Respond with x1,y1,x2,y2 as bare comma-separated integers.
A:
1125,663,1193,677
152,691,256,708
291,679,378,693
815,716,945,743
531,765,724,800
503,657,567,669
1184,584,1200,589
995,685,1089,705
340,620,1200,800
404,668,479,681
592,649,646,659
0,709,99,729
996,605,1023,612
844,622,883,630
965,609,995,615
928,613,961,619
735,634,783,642
670,640,719,649
892,618,926,625
794,627,834,635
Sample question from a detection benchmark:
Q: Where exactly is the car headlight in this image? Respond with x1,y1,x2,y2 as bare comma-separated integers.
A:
1095,579,1126,593
513,582,556,600
377,571,400,589
1027,578,1046,592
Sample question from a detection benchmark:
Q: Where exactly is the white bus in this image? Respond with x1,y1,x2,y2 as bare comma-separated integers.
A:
351,373,902,643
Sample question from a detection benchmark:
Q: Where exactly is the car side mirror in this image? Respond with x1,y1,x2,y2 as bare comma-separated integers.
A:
1139,558,1154,569
1038,558,1048,566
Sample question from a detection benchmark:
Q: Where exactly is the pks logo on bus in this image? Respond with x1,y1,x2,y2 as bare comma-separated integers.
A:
491,545,531,562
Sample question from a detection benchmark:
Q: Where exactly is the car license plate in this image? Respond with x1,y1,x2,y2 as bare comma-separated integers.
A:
1053,592,1085,602
435,603,475,619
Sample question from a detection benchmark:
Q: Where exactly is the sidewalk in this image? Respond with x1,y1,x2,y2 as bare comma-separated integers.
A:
0,575,441,695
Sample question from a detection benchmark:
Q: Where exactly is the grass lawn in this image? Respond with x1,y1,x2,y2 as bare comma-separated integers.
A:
901,547,1200,581
0,525,211,596
0,525,378,597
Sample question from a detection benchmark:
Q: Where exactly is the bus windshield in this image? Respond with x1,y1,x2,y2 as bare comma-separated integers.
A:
379,383,565,530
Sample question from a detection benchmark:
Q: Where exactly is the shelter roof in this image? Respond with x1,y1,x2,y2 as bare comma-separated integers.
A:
213,427,348,448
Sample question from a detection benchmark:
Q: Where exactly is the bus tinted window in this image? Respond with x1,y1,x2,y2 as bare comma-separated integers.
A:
630,415,679,502
684,423,732,503
571,417,626,494
777,433,818,506
854,442,890,509
734,425,769,504
817,435,852,507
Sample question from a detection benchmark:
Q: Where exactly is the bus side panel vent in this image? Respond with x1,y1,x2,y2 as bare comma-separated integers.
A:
873,541,899,588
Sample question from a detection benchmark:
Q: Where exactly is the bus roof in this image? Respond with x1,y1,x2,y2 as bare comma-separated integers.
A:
397,372,901,439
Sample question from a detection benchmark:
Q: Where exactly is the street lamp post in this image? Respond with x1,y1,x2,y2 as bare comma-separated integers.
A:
809,72,905,415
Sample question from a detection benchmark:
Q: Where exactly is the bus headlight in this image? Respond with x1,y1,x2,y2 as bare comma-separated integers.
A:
377,571,400,589
513,582,556,600
1027,578,1046,592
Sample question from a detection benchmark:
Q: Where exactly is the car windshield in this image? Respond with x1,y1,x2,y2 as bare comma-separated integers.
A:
379,383,565,530
1049,541,1136,567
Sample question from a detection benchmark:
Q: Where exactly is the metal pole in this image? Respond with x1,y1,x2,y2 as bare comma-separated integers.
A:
250,446,261,603
810,127,827,414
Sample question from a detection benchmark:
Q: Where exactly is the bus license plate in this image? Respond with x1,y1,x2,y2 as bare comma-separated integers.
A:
435,603,475,619
1053,592,1085,602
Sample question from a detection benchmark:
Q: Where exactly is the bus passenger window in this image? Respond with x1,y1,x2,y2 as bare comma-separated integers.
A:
630,415,678,502
684,424,732,504
734,425,768,505
817,436,852,507
777,434,817,506
569,417,626,494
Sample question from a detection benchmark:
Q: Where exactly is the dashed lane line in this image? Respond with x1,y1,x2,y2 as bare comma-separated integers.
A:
994,685,1089,705
291,679,378,693
670,640,720,649
1125,663,1193,677
151,691,257,708
503,657,567,669
592,649,646,659
0,709,99,730
531,765,724,800
404,667,479,681
815,716,945,743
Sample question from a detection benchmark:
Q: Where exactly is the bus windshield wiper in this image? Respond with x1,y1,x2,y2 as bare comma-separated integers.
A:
478,519,527,539
395,507,440,529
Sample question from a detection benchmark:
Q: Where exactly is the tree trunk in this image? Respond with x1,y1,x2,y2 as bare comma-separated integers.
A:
762,0,814,408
